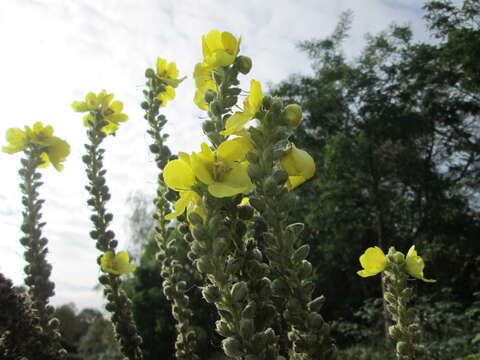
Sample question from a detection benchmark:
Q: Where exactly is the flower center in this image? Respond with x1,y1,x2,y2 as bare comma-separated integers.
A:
212,160,229,182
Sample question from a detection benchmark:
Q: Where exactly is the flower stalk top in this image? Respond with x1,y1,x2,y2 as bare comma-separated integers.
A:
357,246,436,283
71,90,128,135
154,57,186,107
202,30,241,68
2,122,70,171
100,251,137,276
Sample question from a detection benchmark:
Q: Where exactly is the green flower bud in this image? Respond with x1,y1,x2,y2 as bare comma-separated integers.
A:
222,337,243,357
145,68,155,78
396,341,410,356
202,120,216,133
247,163,264,181
294,244,310,262
213,238,227,257
239,318,255,339
284,104,302,127
237,56,253,74
246,151,259,164
202,285,221,303
249,198,265,212
196,256,214,274
216,320,232,337
272,278,289,297
391,251,405,264
238,205,254,220
210,100,223,116
231,281,248,302
262,96,273,110
307,312,325,330
271,98,283,113
241,302,256,319
204,89,216,103
273,169,289,184
263,176,277,196
188,212,204,226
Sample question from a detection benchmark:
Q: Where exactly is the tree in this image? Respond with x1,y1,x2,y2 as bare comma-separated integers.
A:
270,0,480,348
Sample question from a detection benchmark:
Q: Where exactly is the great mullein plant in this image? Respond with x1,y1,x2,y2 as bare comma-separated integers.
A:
357,246,436,360
141,58,201,359
2,122,69,359
1,29,438,360
159,29,334,359
72,91,143,360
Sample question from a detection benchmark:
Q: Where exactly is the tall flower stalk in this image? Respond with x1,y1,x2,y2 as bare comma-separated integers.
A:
73,91,143,360
245,98,337,359
357,246,435,360
142,59,200,359
2,122,69,358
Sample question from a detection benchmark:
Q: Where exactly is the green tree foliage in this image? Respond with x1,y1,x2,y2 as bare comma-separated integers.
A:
270,0,480,350
77,316,122,360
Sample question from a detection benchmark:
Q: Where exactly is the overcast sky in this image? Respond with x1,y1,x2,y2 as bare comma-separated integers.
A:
0,0,436,311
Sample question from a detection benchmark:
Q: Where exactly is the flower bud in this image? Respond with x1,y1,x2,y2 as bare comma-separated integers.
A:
204,89,216,103
239,318,255,339
196,256,214,274
210,100,223,116
396,341,410,356
237,56,253,74
202,120,216,133
284,104,302,127
216,320,232,337
263,176,277,196
231,281,248,302
202,285,221,303
294,244,310,262
238,205,254,220
222,337,243,357
145,68,155,78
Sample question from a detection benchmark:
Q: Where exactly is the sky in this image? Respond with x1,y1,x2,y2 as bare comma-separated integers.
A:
0,0,434,311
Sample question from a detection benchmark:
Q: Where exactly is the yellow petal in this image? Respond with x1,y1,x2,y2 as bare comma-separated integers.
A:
357,247,387,277
165,191,201,220
220,112,252,136
244,79,263,116
71,101,89,112
163,158,196,191
280,144,315,189
190,151,214,185
2,128,28,154
405,246,436,283
217,137,253,166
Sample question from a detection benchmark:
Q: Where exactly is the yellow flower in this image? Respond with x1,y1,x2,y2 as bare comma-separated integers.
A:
3,122,70,171
100,251,136,275
2,128,29,154
193,62,217,110
165,190,204,220
357,247,388,277
156,86,176,107
71,90,128,135
202,30,240,68
156,57,184,87
405,246,436,283
279,144,315,189
190,137,255,198
221,80,263,136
